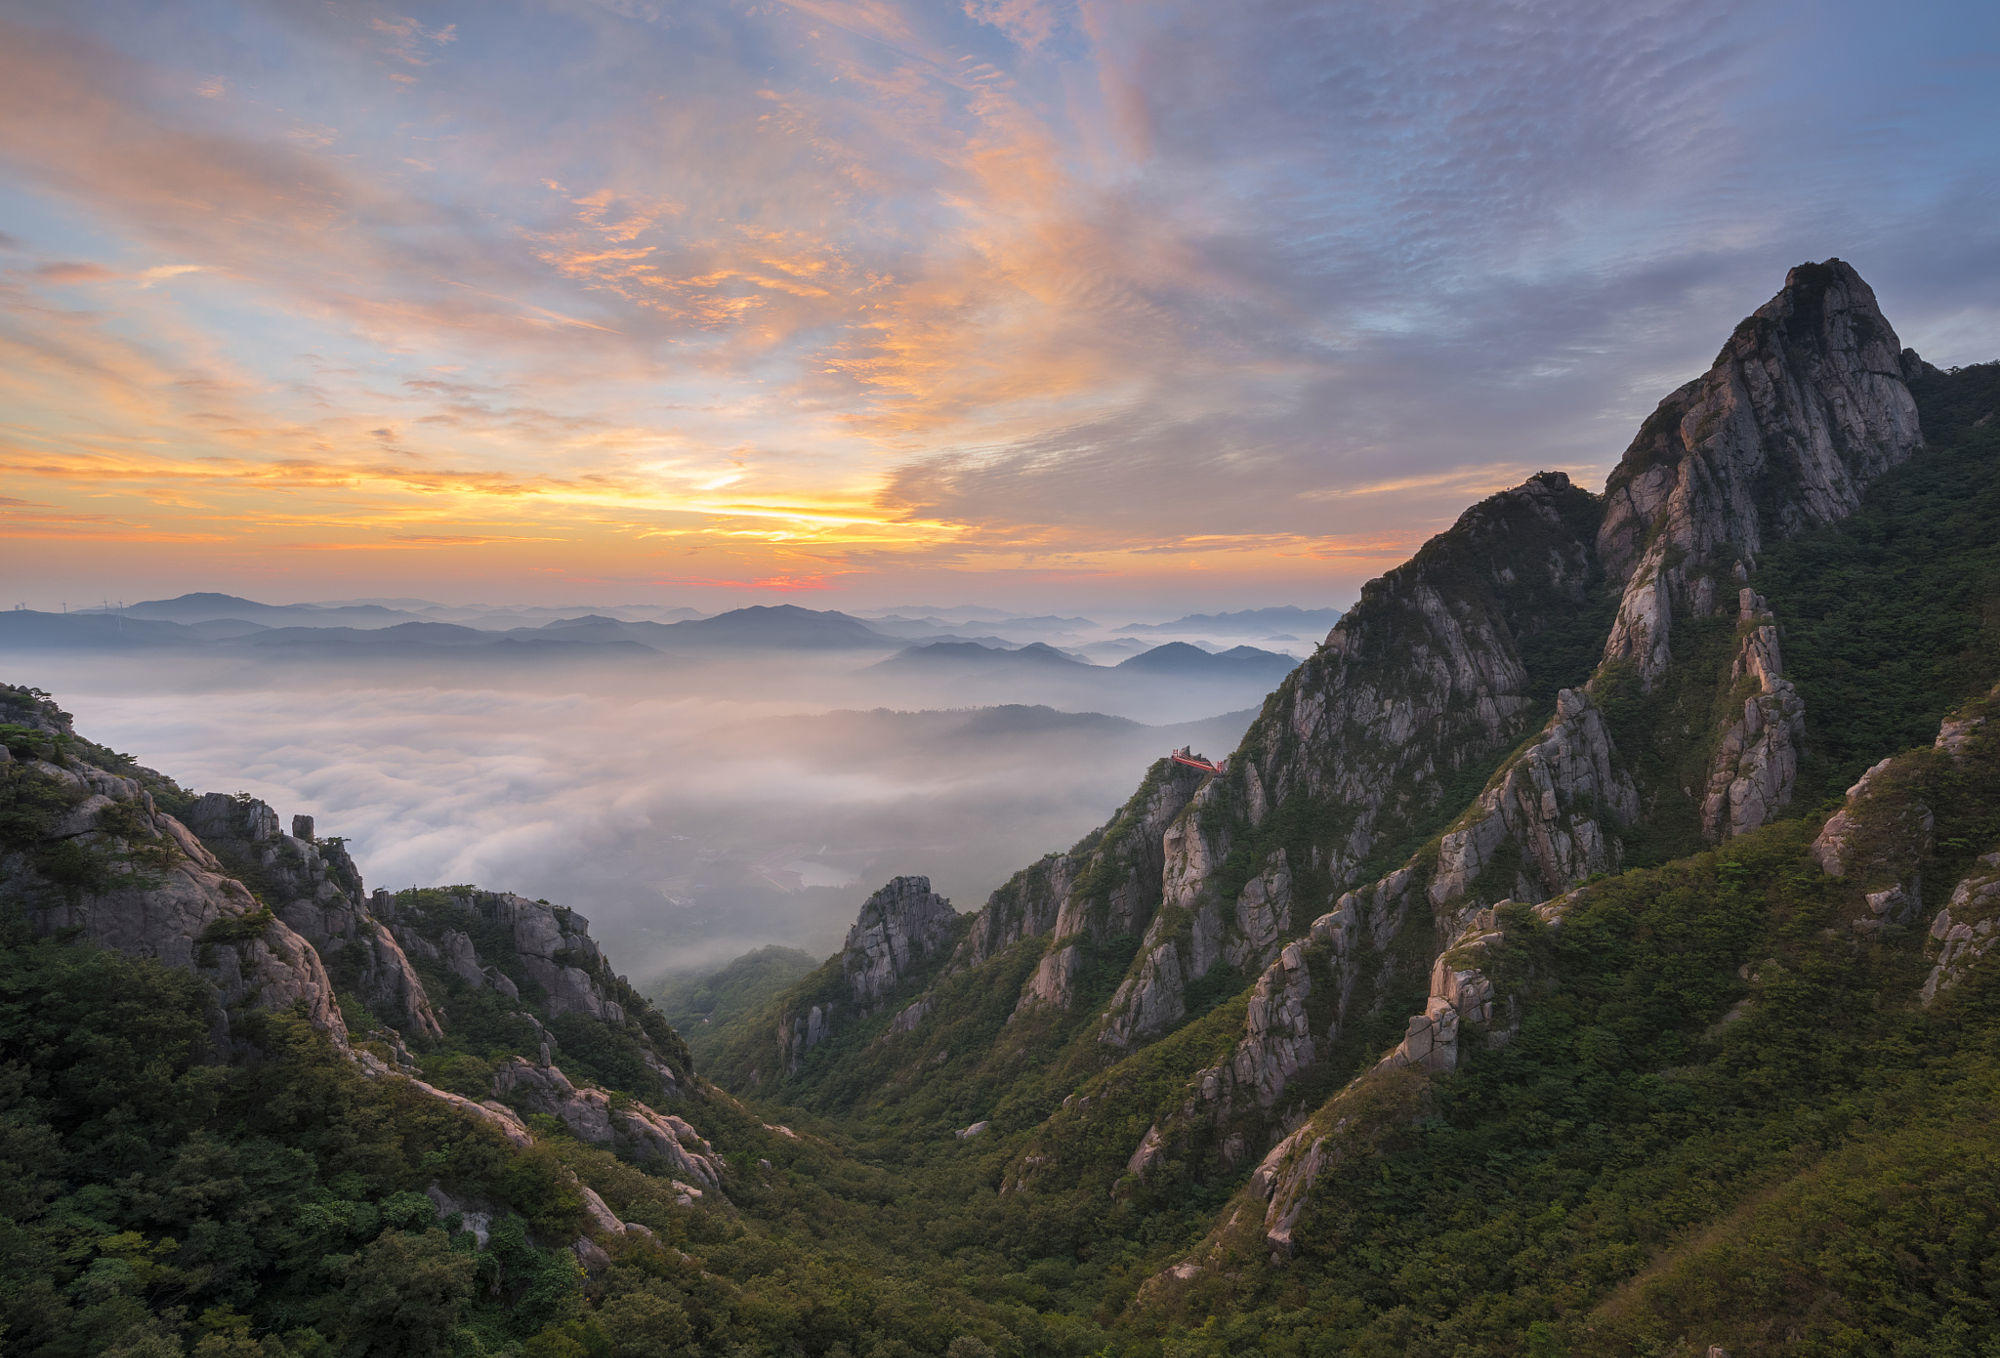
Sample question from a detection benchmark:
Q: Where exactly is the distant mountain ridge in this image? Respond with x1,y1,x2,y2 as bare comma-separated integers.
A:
872,639,1089,672
0,601,894,655
1118,605,1345,637
1113,641,1297,682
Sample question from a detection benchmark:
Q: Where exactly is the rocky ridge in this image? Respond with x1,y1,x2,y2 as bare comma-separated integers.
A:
185,791,443,1041
1170,679,2000,1286
1597,260,1923,687
713,263,1943,1234
1699,589,1808,841
0,683,728,1253
1143,263,1933,1234
0,692,350,1051
962,757,1206,1020
1100,261,1930,1191
777,874,962,1073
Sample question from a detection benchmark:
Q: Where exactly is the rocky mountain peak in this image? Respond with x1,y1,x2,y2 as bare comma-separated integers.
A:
1598,257,1922,686
841,874,958,1006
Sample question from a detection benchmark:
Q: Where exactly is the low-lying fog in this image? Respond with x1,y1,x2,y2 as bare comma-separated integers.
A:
7,641,1280,978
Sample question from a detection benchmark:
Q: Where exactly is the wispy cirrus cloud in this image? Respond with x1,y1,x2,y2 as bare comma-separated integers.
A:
0,0,1995,610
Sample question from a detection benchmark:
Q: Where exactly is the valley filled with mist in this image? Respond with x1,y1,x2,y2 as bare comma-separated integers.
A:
0,599,1321,973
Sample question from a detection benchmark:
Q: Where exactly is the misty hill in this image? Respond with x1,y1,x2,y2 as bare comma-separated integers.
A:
238,620,506,649
0,610,200,647
738,703,1260,777
651,603,888,649
0,611,665,662
1114,641,1299,682
88,593,715,632
1118,604,1345,637
526,605,891,652
652,944,820,1063
862,639,1315,725
865,606,1094,627
872,639,1088,673
96,591,430,628
0,602,893,659
411,601,707,627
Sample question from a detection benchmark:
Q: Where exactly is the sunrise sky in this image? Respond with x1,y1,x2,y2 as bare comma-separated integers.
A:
3,0,1997,613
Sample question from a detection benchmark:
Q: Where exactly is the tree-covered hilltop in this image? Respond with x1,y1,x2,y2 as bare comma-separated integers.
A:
5,263,2000,1356
652,945,819,1066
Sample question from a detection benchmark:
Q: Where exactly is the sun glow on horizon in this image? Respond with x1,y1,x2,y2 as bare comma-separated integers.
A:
1,0,1996,610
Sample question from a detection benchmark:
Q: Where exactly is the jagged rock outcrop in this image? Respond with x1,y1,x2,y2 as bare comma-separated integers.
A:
781,1001,834,1073
1701,590,1807,841
1219,471,1607,892
1429,688,1638,911
1810,750,1934,934
957,853,1077,970
888,996,932,1034
1,683,736,1233
1377,912,1506,1074
1073,473,1608,1134
492,1056,722,1186
1219,941,1317,1106
0,694,350,1049
1100,936,1186,1048
1921,851,2000,1005
1099,827,1295,1050
371,884,655,1040
962,760,1204,1020
1125,868,1416,1180
842,875,957,1006
1810,757,1899,880
1226,850,1295,972
777,875,959,1072
185,791,442,1040
1014,944,1081,1017
1598,260,1922,687
390,1068,533,1148
1242,895,1561,1259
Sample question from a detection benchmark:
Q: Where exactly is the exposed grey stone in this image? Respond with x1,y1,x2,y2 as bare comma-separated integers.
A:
1599,261,1922,688
842,875,958,1007
1700,591,1806,841
491,1057,722,1186
1430,688,1637,909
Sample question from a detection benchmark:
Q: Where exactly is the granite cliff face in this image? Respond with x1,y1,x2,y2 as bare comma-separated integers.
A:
0,683,726,1224
0,690,349,1050
491,1056,721,1188
777,874,962,1073
1700,589,1808,842
842,875,957,1005
1217,469,1608,891
1429,687,1639,911
1598,260,1922,687
1141,264,1931,1236
1055,472,1612,1121
960,758,1206,1020
185,791,442,1041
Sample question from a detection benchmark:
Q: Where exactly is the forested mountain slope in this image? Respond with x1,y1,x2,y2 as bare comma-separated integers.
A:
0,686,1045,1356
